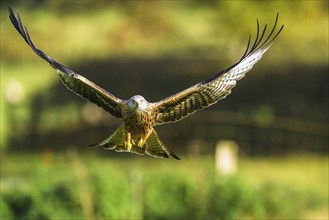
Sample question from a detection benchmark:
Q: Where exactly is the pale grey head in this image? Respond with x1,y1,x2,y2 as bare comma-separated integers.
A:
127,95,149,111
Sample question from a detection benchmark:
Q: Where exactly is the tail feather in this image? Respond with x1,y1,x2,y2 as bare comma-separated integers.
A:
87,124,180,160
115,145,145,155
145,130,180,160
87,124,125,150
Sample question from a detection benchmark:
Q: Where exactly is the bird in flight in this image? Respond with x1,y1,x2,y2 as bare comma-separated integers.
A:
8,7,283,160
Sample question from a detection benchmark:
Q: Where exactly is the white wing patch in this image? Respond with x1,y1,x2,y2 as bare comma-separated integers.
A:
216,45,272,92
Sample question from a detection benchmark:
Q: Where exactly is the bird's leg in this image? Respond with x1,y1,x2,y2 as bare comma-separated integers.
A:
137,132,151,148
125,132,132,151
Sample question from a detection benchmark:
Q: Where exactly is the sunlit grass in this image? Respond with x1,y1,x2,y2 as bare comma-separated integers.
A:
2,62,56,95
1,153,328,219
2,2,328,62
240,156,328,186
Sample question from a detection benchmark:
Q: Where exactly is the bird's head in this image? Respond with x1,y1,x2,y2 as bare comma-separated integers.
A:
128,95,149,111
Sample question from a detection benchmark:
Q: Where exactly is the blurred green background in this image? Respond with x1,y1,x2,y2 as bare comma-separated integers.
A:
1,1,328,219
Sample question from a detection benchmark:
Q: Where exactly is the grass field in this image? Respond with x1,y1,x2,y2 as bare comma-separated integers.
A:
1,151,328,219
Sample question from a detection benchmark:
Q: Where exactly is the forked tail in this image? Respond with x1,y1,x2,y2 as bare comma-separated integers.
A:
88,124,180,160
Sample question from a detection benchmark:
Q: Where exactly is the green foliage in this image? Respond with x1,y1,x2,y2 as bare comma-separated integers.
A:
90,168,132,219
1,154,327,219
143,171,200,219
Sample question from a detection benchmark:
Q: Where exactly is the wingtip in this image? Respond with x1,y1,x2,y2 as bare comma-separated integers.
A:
8,6,19,19
8,6,15,20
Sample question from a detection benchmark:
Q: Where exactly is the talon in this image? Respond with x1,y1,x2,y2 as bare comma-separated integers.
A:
127,142,132,151
138,138,144,147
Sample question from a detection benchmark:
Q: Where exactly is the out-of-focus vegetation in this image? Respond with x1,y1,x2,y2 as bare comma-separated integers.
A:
1,1,328,219
1,151,328,220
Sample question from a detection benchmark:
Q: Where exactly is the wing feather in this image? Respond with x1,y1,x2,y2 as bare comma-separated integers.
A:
8,7,123,118
153,13,284,124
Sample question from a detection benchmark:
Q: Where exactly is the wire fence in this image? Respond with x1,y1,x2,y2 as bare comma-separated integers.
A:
7,110,328,156
161,110,328,156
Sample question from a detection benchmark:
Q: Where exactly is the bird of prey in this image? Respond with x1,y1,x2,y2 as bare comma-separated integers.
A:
9,7,283,160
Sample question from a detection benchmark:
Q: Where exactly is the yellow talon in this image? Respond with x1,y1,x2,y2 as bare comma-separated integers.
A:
127,142,132,151
138,138,144,147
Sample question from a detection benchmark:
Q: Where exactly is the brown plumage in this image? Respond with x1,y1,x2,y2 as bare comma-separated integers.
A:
8,7,284,159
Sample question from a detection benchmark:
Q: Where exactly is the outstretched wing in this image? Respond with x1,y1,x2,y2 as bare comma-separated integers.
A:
153,13,284,125
8,7,124,118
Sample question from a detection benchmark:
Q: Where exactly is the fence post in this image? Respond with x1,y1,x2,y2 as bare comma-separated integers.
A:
215,140,239,182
